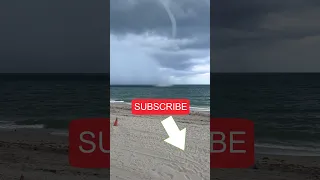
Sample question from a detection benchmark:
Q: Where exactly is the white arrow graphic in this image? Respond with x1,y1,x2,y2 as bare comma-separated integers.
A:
161,116,186,150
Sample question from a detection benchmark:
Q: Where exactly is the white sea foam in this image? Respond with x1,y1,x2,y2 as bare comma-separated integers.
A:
0,122,44,129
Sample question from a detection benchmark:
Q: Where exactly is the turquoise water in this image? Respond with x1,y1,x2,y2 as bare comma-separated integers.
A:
110,85,210,111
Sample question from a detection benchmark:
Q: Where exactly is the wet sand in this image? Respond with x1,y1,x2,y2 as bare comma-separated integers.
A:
0,104,318,179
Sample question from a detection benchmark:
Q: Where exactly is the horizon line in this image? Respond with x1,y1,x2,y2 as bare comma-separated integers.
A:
0,72,320,75
110,84,209,86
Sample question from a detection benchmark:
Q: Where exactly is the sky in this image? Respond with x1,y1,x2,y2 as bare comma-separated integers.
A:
212,0,320,72
0,0,109,73
2,1,317,82
110,0,210,85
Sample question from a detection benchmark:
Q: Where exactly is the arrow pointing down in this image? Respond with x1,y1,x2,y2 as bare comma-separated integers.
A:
161,116,186,150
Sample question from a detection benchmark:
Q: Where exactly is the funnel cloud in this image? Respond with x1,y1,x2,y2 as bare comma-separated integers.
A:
110,0,210,85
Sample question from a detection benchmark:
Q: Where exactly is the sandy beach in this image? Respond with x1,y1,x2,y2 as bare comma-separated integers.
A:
0,103,319,179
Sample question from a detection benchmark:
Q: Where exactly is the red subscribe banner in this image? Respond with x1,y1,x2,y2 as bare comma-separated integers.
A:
210,118,254,168
132,98,190,115
69,118,110,168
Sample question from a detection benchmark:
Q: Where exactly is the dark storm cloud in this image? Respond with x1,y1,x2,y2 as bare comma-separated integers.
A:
213,0,320,29
212,0,320,72
153,53,193,70
0,0,109,73
110,0,210,80
110,0,209,37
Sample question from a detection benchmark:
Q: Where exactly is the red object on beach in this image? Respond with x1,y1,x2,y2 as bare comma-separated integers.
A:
113,118,118,126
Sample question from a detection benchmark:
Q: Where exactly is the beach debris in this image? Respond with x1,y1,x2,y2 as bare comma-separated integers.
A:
114,117,118,126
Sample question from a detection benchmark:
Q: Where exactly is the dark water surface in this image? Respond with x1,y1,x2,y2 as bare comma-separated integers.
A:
1,73,319,155
211,73,320,155
0,74,109,129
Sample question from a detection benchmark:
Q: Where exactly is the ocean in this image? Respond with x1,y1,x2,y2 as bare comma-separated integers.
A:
211,73,320,156
0,74,109,130
110,85,210,112
0,73,319,156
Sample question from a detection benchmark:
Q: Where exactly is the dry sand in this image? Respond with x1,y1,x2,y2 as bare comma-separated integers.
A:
110,103,210,180
0,103,318,180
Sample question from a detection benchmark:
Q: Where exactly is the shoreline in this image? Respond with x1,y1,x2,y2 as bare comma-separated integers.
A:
0,129,319,179
0,103,318,179
110,100,211,112
3,103,319,156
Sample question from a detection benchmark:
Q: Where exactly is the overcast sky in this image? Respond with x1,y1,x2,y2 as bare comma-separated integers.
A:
110,0,210,85
212,0,320,72
2,1,316,82
0,0,108,73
